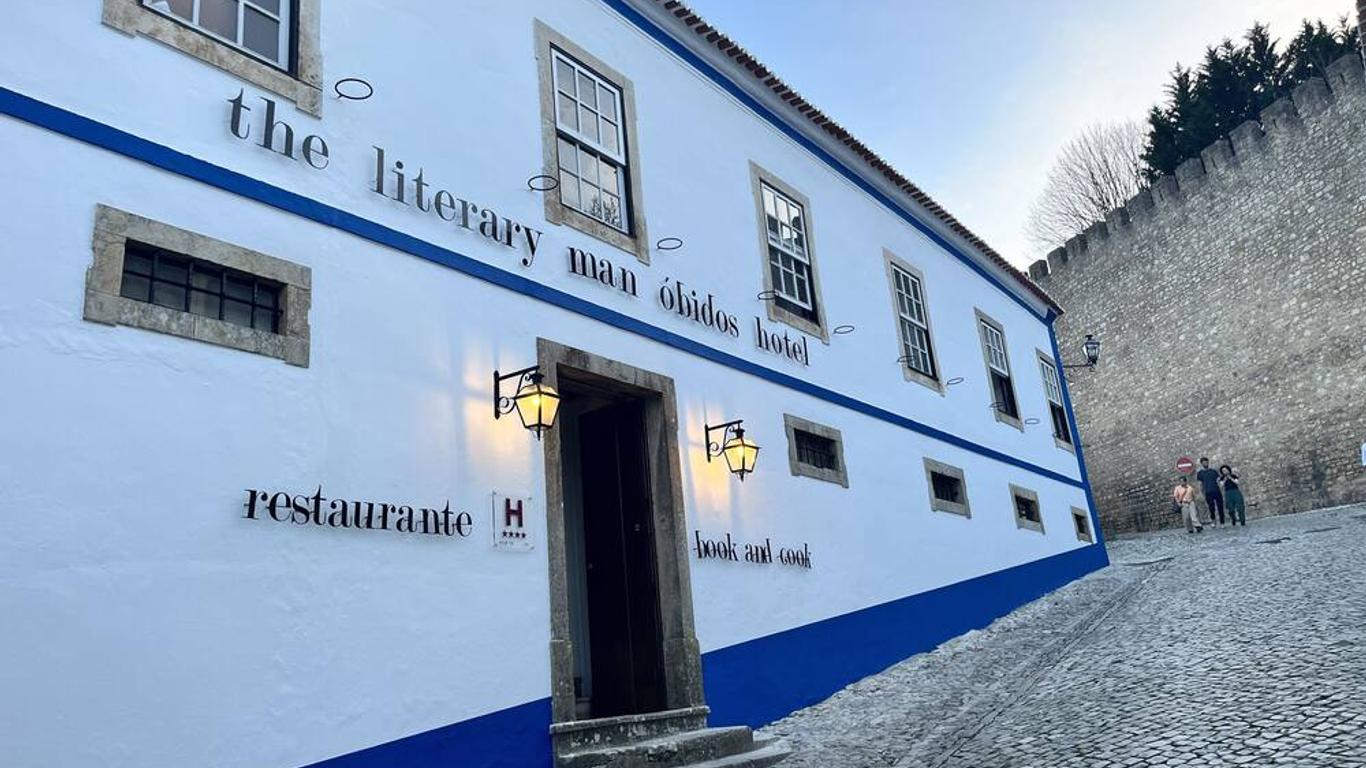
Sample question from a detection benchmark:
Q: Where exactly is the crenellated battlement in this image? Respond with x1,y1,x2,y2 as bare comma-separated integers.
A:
1028,53,1366,284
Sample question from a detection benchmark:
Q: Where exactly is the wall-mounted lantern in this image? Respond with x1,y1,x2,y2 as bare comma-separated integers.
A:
1063,334,1102,370
705,419,760,481
494,366,561,440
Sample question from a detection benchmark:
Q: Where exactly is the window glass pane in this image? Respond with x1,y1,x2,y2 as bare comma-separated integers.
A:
578,150,599,185
120,273,151,302
555,59,576,94
147,0,194,20
190,289,221,318
253,307,277,332
250,0,281,14
255,285,277,308
153,281,187,310
190,265,221,290
223,298,252,327
559,170,580,209
556,93,578,131
557,138,577,174
578,106,599,142
598,85,618,120
124,249,153,276
577,73,597,108
600,119,619,154
199,0,240,41
242,7,281,61
599,162,619,195
155,256,189,285
225,275,254,301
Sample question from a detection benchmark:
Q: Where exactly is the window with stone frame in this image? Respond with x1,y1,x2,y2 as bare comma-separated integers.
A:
978,313,1020,424
923,458,970,517
552,48,630,233
1038,355,1073,447
1072,507,1093,542
103,0,322,115
891,263,936,380
1010,484,1044,533
761,182,820,324
783,414,848,487
84,205,311,367
142,0,292,68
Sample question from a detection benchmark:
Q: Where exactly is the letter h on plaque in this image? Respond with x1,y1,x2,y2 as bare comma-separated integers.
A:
492,492,534,552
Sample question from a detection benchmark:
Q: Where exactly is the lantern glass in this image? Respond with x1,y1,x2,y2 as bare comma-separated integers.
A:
513,376,560,437
1083,335,1101,366
721,430,760,480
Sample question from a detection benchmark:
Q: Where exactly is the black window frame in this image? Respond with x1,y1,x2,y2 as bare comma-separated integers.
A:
119,240,285,334
793,429,839,472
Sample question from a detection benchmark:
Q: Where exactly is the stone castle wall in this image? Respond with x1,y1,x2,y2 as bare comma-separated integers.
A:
1030,54,1366,534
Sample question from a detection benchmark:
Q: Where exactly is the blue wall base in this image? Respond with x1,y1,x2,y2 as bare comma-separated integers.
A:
298,543,1106,766
702,543,1109,728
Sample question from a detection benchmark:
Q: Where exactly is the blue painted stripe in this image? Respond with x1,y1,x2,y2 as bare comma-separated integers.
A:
299,697,553,768
1047,316,1108,547
703,540,1109,729
0,86,1081,489
600,0,1053,323
292,543,1106,767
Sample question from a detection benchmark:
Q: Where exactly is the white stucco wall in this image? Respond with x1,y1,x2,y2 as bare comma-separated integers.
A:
0,2,1095,766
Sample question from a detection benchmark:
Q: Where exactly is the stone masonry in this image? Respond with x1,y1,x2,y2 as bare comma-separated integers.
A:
1029,53,1366,534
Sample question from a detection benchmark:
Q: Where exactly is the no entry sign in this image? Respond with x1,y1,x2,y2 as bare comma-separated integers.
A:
1176,456,1195,474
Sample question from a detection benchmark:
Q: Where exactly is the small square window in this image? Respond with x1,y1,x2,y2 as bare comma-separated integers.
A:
1073,507,1093,543
784,414,848,487
923,458,970,517
1010,484,1044,533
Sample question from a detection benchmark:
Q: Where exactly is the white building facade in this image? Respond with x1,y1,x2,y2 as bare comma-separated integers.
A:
0,2,1107,766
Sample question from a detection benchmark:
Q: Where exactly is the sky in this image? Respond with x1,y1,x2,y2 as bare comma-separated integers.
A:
682,0,1352,268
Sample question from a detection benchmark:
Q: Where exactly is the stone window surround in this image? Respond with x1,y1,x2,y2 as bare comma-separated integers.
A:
923,457,970,517
1072,506,1093,543
783,413,848,487
975,307,1023,431
1036,348,1076,454
102,0,323,117
883,249,944,394
84,204,311,367
750,161,830,342
1010,483,1045,534
534,20,650,264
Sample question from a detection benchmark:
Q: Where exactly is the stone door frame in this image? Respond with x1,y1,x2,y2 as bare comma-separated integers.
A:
537,338,705,723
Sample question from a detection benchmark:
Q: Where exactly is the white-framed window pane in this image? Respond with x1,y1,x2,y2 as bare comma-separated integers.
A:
981,322,1009,373
1040,360,1063,404
578,106,600,142
555,59,576,95
600,119,619,154
158,0,194,20
598,85,618,120
242,6,280,61
199,0,238,40
556,93,578,131
252,0,281,13
577,73,597,108
559,171,581,209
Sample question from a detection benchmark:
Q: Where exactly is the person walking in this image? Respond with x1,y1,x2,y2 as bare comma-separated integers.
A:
1220,465,1246,526
1173,476,1201,533
1195,458,1225,525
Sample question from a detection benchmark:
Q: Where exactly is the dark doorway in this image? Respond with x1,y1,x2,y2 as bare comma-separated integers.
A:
564,394,667,718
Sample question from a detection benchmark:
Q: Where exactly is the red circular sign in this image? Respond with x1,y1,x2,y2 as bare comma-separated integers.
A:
1176,456,1195,474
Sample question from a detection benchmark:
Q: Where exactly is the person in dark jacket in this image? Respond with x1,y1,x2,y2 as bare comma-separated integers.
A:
1220,465,1246,526
1195,458,1225,525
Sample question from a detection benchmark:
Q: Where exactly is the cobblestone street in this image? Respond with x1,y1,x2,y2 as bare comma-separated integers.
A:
761,506,1366,767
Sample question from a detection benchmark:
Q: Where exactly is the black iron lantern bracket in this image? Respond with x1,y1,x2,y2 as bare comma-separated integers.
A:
493,365,541,421
704,419,744,462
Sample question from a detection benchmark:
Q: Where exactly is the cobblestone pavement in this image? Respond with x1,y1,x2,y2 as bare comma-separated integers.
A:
761,506,1366,767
